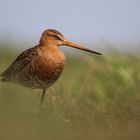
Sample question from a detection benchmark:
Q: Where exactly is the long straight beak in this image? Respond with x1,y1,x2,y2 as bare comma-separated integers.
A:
63,40,102,55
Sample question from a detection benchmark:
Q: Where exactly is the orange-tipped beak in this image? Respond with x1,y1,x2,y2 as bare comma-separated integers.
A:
63,40,102,55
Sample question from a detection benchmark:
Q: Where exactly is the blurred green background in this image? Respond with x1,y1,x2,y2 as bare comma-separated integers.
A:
1,0,140,139
0,45,140,140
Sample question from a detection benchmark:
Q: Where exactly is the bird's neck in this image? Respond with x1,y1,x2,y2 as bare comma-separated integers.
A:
39,39,57,48
39,43,58,51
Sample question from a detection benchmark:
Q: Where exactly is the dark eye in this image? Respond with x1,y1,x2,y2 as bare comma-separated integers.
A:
53,35,60,40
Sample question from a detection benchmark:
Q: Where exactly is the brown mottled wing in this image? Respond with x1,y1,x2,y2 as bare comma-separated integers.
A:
1,46,39,82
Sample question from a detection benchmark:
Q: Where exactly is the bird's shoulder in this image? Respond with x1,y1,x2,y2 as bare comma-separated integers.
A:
1,45,39,78
15,45,39,62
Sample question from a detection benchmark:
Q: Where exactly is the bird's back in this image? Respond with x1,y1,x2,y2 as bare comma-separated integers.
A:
1,45,65,89
1,46,39,83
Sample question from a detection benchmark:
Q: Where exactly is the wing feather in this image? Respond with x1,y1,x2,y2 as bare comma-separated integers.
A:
1,46,39,82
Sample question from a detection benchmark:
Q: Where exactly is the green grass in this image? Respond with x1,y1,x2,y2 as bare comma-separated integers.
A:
0,47,140,140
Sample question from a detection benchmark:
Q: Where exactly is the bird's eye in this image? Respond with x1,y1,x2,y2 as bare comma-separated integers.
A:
53,35,61,40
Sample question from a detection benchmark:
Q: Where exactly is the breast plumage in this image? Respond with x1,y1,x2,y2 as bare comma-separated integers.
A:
32,47,65,89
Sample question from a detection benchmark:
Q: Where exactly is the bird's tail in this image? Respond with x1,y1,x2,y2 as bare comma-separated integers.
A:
0,73,2,79
0,73,7,82
0,75,3,81
0,72,2,76
0,76,8,82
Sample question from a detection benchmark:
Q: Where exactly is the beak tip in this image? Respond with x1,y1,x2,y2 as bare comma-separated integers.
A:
63,40,102,55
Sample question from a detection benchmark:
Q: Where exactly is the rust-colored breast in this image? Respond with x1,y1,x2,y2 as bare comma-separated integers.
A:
32,47,65,88
2,45,65,89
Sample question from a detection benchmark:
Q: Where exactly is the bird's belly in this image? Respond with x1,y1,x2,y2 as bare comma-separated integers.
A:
35,62,64,88
34,50,65,88
16,50,65,89
17,63,64,89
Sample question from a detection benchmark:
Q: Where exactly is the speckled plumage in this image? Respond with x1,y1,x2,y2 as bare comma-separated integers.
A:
1,29,101,105
1,45,65,89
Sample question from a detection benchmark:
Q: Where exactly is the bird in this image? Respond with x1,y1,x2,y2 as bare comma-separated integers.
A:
0,29,102,105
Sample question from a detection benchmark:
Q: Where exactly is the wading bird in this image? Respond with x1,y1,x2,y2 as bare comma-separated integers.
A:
1,29,102,105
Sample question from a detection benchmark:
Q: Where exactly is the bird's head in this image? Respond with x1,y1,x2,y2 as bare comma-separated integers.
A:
40,29,64,46
40,29,102,55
